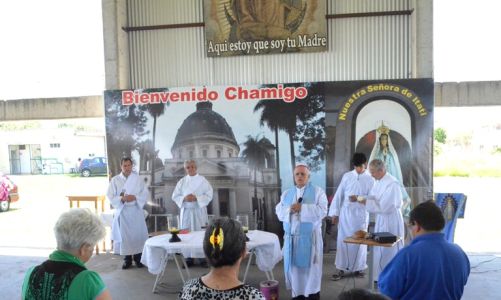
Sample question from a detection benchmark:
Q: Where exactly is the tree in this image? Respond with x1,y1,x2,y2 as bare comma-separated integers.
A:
104,90,149,177
146,99,167,203
434,128,447,144
254,100,283,190
293,82,325,171
241,135,271,227
255,82,325,174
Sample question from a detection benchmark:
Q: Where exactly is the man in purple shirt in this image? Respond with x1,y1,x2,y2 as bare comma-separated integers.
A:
378,200,470,300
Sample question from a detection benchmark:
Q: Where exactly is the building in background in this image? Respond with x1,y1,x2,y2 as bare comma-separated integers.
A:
0,119,105,174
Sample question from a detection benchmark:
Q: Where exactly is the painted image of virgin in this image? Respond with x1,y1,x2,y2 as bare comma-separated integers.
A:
352,99,413,218
369,121,411,216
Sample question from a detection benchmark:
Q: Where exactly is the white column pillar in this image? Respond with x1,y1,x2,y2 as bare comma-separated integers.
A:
411,0,433,78
229,189,237,219
211,189,220,217
102,0,130,90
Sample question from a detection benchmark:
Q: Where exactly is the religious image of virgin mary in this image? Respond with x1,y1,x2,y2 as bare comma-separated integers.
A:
369,121,411,217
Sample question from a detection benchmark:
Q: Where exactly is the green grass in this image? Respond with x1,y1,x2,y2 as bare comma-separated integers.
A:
434,151,501,177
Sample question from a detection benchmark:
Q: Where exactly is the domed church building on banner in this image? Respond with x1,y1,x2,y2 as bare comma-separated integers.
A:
148,102,280,233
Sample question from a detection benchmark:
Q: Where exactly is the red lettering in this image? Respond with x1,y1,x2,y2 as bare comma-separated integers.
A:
225,87,237,100
139,94,149,104
122,91,134,105
170,92,179,102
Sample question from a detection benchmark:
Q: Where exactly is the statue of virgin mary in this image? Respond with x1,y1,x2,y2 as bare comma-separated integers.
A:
369,121,411,217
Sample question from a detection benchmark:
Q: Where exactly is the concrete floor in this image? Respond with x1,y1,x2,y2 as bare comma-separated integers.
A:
1,175,501,299
1,249,500,299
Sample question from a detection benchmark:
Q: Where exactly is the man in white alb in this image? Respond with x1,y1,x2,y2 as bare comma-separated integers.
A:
107,157,149,269
172,160,213,266
276,163,328,300
329,153,374,280
358,159,405,283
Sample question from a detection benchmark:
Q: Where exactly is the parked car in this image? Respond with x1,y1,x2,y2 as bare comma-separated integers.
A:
0,173,19,212
79,157,108,177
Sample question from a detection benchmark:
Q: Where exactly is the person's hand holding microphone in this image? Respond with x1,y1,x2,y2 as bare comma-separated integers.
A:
291,197,303,213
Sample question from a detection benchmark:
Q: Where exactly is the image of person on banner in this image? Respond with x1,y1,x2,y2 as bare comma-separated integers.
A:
107,157,149,270
172,159,213,267
369,121,412,217
358,159,405,282
226,0,306,41
434,193,467,242
275,163,327,300
328,153,374,281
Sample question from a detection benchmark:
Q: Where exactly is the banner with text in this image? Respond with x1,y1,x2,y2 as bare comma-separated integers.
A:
203,0,327,57
104,79,433,236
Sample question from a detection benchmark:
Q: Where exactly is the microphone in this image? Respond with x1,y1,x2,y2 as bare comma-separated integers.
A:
297,197,303,203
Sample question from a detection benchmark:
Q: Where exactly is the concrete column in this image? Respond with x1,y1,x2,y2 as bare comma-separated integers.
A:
411,0,433,78
102,0,130,90
229,189,237,219
211,189,220,217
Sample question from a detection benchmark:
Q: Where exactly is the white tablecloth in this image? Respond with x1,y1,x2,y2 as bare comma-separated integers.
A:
141,230,282,275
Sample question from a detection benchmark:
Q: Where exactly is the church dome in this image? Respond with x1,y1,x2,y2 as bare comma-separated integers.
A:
171,102,239,154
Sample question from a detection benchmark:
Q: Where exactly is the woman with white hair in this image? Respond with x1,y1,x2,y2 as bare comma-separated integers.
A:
21,208,112,300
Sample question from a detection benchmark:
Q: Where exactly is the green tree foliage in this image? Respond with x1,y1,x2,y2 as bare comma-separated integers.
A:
434,127,447,144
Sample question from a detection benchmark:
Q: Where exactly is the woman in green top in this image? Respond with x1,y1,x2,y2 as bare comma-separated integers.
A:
22,208,112,300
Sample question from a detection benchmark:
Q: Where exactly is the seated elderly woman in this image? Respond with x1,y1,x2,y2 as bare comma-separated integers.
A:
179,217,264,300
21,208,112,300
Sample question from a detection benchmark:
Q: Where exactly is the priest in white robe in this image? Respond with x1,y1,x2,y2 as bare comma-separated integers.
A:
172,160,213,232
172,160,213,267
276,163,327,300
107,157,149,269
360,159,405,282
328,153,374,280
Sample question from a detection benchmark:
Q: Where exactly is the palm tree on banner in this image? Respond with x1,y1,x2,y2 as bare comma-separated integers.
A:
254,85,299,175
241,135,271,229
146,101,166,207
254,100,282,192
255,82,325,175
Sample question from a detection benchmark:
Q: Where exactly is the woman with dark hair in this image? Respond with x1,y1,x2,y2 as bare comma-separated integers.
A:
179,217,264,300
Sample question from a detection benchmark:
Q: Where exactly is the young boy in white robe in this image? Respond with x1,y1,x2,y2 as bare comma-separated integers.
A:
329,153,374,280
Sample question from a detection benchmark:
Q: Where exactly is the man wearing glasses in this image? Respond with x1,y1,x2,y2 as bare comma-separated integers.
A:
276,163,328,300
378,201,470,299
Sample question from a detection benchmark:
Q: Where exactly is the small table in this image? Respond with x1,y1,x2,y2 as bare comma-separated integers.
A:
67,195,107,254
142,230,282,293
344,236,402,289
